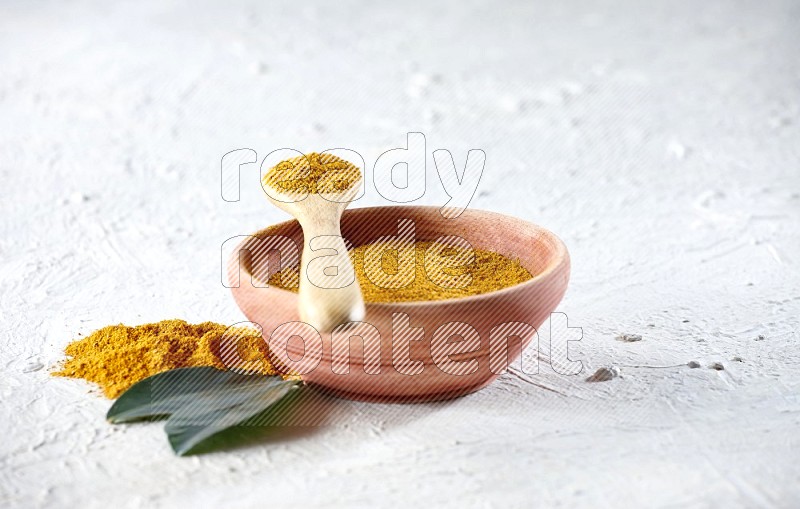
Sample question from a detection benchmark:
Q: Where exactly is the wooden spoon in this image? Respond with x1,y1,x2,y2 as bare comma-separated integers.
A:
264,175,366,332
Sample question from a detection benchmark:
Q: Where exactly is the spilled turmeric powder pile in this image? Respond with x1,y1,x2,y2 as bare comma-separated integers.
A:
269,240,533,303
263,152,361,194
53,320,279,398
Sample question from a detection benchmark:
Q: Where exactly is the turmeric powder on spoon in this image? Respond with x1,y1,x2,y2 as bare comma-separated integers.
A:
263,152,361,194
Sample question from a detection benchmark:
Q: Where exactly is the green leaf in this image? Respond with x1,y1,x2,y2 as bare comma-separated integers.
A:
107,367,228,423
106,367,301,456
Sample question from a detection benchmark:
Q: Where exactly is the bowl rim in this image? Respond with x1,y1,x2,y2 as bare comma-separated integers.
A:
239,205,570,308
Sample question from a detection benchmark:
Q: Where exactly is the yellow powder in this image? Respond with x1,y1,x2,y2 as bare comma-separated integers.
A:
53,320,280,398
263,152,361,194
269,241,533,303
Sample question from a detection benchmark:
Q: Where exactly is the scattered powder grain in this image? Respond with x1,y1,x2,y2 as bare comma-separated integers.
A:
263,152,361,194
53,320,279,398
586,366,621,382
269,240,533,303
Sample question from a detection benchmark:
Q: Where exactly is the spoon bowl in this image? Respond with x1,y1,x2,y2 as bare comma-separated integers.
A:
263,177,361,220
229,205,570,402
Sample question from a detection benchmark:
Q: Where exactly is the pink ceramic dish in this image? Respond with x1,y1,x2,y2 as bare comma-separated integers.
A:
228,205,570,402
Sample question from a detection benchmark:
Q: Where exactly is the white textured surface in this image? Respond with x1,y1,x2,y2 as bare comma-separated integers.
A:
2,1,799,507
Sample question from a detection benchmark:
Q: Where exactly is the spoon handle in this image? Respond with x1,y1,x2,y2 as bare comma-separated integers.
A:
297,215,366,332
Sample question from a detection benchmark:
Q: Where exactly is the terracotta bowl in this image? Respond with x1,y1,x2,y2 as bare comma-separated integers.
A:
228,206,569,402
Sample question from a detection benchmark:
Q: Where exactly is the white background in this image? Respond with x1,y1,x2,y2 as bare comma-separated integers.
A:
1,1,799,507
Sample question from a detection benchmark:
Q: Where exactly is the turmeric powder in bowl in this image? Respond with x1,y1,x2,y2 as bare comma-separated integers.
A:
269,240,533,303
262,152,361,195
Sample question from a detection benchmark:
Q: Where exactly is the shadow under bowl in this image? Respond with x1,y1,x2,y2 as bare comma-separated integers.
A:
229,205,569,403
